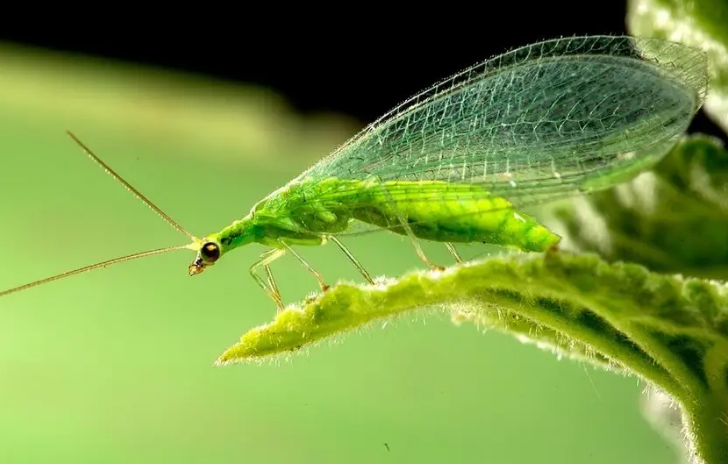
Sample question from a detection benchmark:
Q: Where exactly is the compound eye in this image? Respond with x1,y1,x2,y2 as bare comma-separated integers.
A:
200,242,221,262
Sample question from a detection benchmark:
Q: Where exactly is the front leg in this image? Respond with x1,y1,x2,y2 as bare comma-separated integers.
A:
250,248,286,312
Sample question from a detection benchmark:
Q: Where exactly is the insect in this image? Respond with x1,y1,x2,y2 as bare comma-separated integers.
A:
0,35,708,312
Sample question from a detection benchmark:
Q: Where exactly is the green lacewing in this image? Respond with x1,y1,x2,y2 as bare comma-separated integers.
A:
0,35,709,311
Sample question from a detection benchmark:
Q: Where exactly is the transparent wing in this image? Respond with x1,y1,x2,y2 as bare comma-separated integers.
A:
293,35,708,211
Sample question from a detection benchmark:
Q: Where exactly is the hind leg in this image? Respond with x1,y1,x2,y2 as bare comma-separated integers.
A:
373,176,445,271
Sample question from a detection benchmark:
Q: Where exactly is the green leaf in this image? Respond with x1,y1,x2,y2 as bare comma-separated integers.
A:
627,0,728,133
546,135,728,280
218,251,728,462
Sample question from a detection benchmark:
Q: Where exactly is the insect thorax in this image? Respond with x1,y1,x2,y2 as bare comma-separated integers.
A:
259,178,361,235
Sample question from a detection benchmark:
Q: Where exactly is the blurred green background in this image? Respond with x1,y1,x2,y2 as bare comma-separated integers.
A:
0,43,677,464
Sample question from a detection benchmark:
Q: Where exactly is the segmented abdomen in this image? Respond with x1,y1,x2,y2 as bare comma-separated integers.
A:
352,180,560,252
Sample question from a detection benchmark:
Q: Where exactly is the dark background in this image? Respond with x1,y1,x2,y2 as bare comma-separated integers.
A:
0,2,722,137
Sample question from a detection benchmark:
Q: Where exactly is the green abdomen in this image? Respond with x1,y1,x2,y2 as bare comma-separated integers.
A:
351,180,560,252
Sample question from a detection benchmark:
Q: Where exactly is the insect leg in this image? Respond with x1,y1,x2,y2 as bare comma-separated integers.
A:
250,248,286,312
277,240,330,292
264,265,281,303
444,242,463,263
374,176,445,271
328,235,375,285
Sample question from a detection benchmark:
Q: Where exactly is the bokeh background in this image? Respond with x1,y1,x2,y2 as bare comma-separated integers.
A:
1,2,721,463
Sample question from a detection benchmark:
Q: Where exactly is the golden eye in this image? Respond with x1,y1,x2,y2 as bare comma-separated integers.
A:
200,242,220,262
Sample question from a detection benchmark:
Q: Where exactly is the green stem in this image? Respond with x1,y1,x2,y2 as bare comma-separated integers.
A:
684,341,728,463
685,396,728,464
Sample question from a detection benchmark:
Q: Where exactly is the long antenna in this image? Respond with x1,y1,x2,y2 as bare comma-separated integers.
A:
0,245,190,298
66,131,196,241
0,132,201,298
